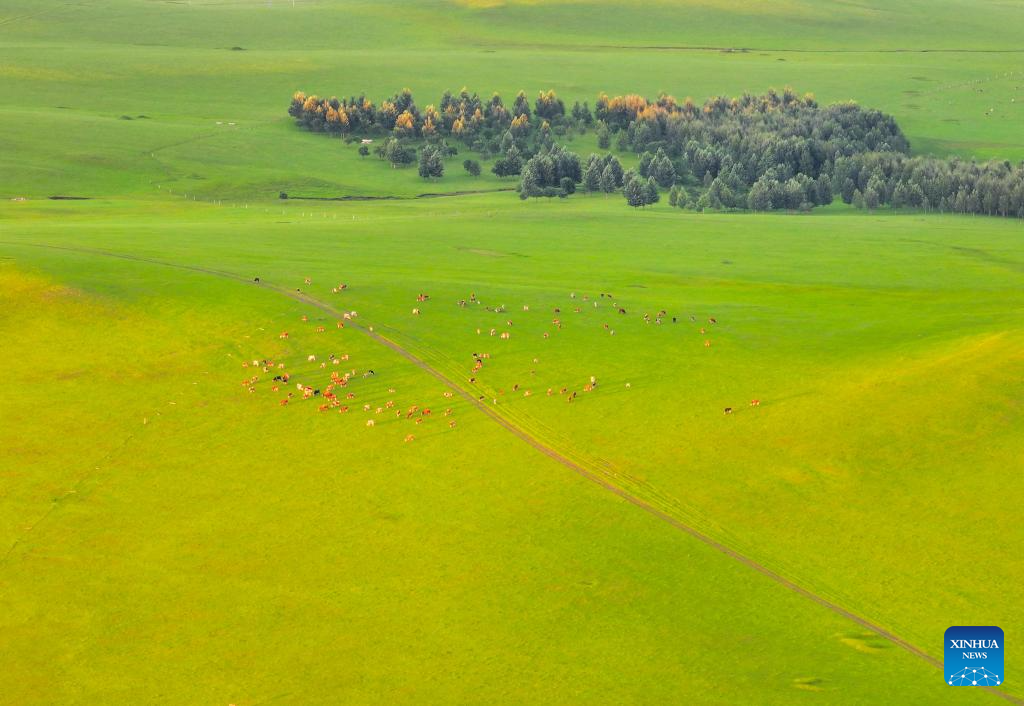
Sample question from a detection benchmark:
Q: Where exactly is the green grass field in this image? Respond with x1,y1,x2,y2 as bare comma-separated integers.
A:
2,1,1023,704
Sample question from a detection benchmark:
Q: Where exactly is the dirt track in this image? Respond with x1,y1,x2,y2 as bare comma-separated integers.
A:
5,240,1019,704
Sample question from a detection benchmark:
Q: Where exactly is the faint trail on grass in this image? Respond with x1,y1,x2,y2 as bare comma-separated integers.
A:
507,42,1024,54
3,240,1021,704
286,188,517,201
0,431,135,567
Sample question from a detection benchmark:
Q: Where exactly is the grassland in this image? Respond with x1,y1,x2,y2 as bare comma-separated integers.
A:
2,1,1023,704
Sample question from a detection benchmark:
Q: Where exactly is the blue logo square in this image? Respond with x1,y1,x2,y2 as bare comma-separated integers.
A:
945,626,1004,686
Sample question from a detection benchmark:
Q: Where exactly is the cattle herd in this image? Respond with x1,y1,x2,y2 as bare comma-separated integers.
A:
241,278,763,440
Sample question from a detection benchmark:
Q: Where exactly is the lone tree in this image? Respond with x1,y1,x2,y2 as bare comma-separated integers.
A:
582,158,601,194
623,173,646,207
418,144,445,179
358,144,369,158
643,177,660,205
599,164,617,195
384,138,415,168
651,150,676,188
463,159,481,177
492,144,523,177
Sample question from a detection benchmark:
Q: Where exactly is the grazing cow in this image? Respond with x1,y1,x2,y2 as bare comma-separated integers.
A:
704,340,711,347
625,382,631,389
405,434,415,443
301,315,308,322
279,331,289,339
254,277,260,283
750,399,761,407
724,407,733,415
449,420,456,428
279,399,288,406
618,308,626,315
366,419,375,427
709,318,717,324
422,409,432,416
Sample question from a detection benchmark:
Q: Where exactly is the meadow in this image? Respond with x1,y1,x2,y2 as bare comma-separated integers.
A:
1,1,1023,704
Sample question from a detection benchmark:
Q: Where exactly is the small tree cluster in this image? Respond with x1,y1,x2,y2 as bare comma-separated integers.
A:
492,143,524,177
520,144,583,199
836,153,1024,217
418,144,445,179
581,153,625,195
638,148,677,188
622,171,660,208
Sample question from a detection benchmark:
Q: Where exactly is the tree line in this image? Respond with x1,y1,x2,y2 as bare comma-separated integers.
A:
288,87,589,154
288,86,1024,217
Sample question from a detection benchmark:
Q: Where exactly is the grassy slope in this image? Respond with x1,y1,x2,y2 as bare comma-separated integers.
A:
0,233,983,706
2,195,1022,704
2,1,1023,704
